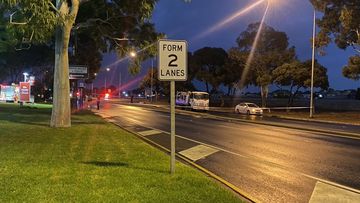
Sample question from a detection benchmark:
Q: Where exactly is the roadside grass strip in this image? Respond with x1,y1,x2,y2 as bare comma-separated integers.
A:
0,104,242,203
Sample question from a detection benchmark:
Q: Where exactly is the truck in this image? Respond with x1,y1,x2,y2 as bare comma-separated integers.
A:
176,91,209,111
0,85,19,102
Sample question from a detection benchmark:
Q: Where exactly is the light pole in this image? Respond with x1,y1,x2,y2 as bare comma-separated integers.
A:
118,71,122,98
310,9,316,118
23,72,29,82
92,73,97,95
105,68,110,93
150,58,154,103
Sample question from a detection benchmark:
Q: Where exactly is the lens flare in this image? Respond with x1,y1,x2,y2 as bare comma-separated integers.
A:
193,0,266,40
238,1,270,90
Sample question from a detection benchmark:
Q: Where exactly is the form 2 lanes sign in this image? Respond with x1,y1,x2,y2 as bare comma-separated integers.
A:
158,39,188,81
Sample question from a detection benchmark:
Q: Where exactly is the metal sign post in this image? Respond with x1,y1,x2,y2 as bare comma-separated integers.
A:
170,80,176,174
158,39,188,174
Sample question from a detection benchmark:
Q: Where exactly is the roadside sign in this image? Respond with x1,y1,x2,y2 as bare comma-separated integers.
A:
158,39,188,81
29,76,35,86
19,82,30,102
157,39,188,174
69,66,88,79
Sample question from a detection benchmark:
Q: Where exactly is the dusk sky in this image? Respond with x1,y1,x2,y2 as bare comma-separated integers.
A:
96,0,359,91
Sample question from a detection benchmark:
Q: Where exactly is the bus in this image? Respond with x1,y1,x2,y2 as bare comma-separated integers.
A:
176,91,209,111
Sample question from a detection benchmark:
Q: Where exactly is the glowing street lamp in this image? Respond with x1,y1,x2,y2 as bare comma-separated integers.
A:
310,9,316,118
23,72,29,82
129,51,137,58
105,68,110,93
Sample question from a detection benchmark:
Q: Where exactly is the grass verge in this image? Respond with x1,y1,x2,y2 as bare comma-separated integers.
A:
0,103,242,202
266,111,360,125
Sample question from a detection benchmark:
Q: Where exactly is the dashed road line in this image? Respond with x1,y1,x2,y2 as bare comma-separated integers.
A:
309,181,360,203
138,129,162,136
96,110,360,201
179,145,219,161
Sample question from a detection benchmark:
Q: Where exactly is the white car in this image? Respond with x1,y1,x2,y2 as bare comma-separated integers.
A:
235,102,263,115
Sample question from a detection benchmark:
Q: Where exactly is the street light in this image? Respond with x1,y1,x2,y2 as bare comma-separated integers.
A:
23,72,29,82
310,9,316,118
92,73,98,95
105,68,110,94
130,51,137,58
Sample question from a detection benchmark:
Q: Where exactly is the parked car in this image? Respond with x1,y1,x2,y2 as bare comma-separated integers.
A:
235,102,263,115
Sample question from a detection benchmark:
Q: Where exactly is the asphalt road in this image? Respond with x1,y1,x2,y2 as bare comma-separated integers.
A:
98,102,360,203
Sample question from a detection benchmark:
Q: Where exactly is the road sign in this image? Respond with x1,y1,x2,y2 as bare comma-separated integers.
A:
19,82,30,102
158,39,188,81
69,66,88,79
157,39,188,174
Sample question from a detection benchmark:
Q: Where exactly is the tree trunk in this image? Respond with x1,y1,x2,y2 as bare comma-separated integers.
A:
289,87,301,107
287,84,294,107
50,1,79,127
260,85,268,107
51,24,72,127
232,86,236,96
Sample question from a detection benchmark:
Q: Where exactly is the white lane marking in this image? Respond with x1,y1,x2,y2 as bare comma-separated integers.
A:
100,110,360,195
179,145,219,161
138,129,162,136
112,103,360,140
304,175,360,194
309,181,360,203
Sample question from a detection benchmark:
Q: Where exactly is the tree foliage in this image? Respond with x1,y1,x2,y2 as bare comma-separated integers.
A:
310,0,360,80
0,44,53,82
273,59,329,105
191,47,227,93
234,22,295,106
222,48,246,95
343,55,360,80
0,0,160,127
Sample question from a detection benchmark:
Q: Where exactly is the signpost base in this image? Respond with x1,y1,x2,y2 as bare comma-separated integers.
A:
170,80,176,174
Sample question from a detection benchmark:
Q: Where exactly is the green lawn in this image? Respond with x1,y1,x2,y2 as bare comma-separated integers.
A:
266,111,360,125
0,103,242,202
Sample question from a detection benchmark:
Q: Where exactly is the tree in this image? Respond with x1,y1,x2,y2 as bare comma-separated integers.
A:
235,22,296,107
69,31,102,83
191,47,227,93
223,48,247,95
0,44,53,83
140,68,164,97
310,0,360,80
343,55,360,80
273,59,329,106
1,0,159,127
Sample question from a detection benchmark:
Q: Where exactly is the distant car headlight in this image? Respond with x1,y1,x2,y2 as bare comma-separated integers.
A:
252,109,256,112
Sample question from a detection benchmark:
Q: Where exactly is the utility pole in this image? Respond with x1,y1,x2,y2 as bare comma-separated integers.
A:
150,58,154,103
118,71,122,98
104,77,107,94
91,83,93,95
310,9,316,118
